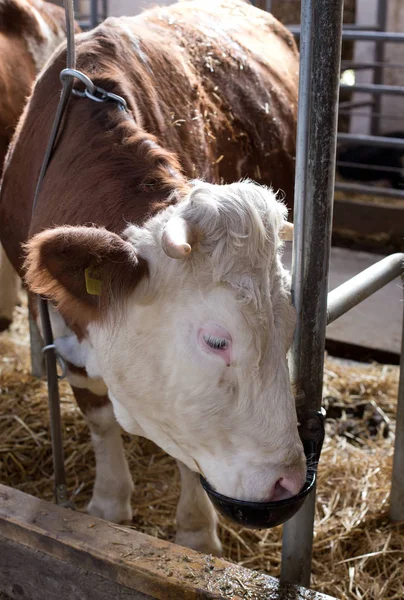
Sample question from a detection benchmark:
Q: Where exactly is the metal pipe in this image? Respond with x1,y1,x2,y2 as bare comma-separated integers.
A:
265,0,272,12
287,0,314,392
339,110,403,121
102,0,107,19
372,0,388,135
341,62,404,70
326,254,404,325
90,0,98,28
338,133,404,149
390,279,404,522
281,0,344,588
342,31,404,42
340,83,404,96
334,182,404,199
288,24,382,33
38,298,69,506
339,100,375,110
336,160,404,175
289,27,404,43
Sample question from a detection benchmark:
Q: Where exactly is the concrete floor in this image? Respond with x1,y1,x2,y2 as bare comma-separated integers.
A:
282,245,403,356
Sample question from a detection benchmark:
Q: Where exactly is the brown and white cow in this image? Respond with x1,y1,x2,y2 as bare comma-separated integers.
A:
0,0,302,555
0,0,79,328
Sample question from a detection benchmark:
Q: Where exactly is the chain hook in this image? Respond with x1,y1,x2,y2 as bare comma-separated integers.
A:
60,68,128,112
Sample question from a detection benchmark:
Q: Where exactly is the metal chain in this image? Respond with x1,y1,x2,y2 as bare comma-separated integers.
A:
60,68,128,111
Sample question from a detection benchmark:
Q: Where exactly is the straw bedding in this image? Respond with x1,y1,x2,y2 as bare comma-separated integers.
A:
1,302,403,600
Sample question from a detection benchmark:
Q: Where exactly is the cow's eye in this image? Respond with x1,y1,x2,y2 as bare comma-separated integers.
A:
203,334,228,350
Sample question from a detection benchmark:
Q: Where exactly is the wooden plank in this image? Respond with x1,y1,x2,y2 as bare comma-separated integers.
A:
0,485,336,600
1,538,153,600
282,245,403,355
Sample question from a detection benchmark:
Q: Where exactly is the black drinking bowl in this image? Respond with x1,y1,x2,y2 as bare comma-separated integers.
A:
200,410,325,529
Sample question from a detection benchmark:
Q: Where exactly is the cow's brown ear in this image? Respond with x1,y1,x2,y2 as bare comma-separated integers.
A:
24,226,147,327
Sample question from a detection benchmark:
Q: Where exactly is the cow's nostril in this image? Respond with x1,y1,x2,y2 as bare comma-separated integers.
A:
269,476,303,502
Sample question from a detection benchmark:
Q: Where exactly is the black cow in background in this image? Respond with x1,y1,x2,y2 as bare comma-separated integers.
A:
337,131,404,190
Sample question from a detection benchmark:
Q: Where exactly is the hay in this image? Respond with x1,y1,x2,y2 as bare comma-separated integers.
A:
1,302,403,600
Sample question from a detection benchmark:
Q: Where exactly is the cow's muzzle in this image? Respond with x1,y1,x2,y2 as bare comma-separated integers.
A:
200,410,325,529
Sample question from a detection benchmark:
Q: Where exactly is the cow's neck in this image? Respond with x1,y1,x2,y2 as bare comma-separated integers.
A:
29,75,189,236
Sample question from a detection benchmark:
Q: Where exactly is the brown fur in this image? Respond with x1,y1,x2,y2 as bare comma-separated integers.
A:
71,386,110,414
0,0,79,176
0,0,298,329
24,226,148,328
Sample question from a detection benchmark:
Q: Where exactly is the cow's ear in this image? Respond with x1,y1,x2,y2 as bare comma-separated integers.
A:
24,226,147,327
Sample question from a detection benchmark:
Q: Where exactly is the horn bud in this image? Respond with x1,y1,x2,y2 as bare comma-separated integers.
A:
162,216,192,259
280,221,294,241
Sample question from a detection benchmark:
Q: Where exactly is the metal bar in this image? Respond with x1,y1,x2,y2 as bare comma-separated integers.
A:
342,31,404,42
101,0,107,20
335,182,404,199
341,62,404,70
287,0,314,392
265,0,272,12
90,0,98,28
77,20,92,30
338,133,404,149
289,26,404,43
337,160,404,175
28,309,45,378
38,298,69,506
339,100,375,110
339,110,403,121
281,0,344,588
288,24,381,32
340,83,404,96
326,254,404,325
342,64,379,71
390,280,404,521
372,0,388,135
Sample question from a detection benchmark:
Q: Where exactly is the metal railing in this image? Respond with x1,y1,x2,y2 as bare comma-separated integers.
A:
289,26,404,43
280,0,404,588
283,3,404,205
77,0,107,29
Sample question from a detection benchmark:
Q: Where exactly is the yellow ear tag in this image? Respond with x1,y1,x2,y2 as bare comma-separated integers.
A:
85,267,102,296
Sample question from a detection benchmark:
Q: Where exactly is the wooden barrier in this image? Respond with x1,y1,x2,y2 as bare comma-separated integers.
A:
0,485,336,600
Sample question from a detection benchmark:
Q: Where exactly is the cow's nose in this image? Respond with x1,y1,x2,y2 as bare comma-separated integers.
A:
267,472,305,502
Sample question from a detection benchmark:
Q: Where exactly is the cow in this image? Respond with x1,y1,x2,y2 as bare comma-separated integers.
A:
0,0,302,555
337,131,404,190
0,0,79,329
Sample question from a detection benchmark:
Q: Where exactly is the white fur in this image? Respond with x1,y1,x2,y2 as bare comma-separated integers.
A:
85,403,134,523
85,181,305,502
175,461,222,555
0,244,19,324
25,181,305,546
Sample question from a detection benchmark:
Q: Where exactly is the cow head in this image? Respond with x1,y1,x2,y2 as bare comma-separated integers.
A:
25,180,305,503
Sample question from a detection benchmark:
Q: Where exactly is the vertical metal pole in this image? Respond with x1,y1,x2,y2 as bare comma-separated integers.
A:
28,309,45,378
281,0,344,588
38,298,70,507
90,0,98,28
265,0,272,13
389,280,404,521
101,0,107,20
371,0,388,135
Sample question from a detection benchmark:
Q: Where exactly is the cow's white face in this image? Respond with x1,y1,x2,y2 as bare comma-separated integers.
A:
28,180,306,503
